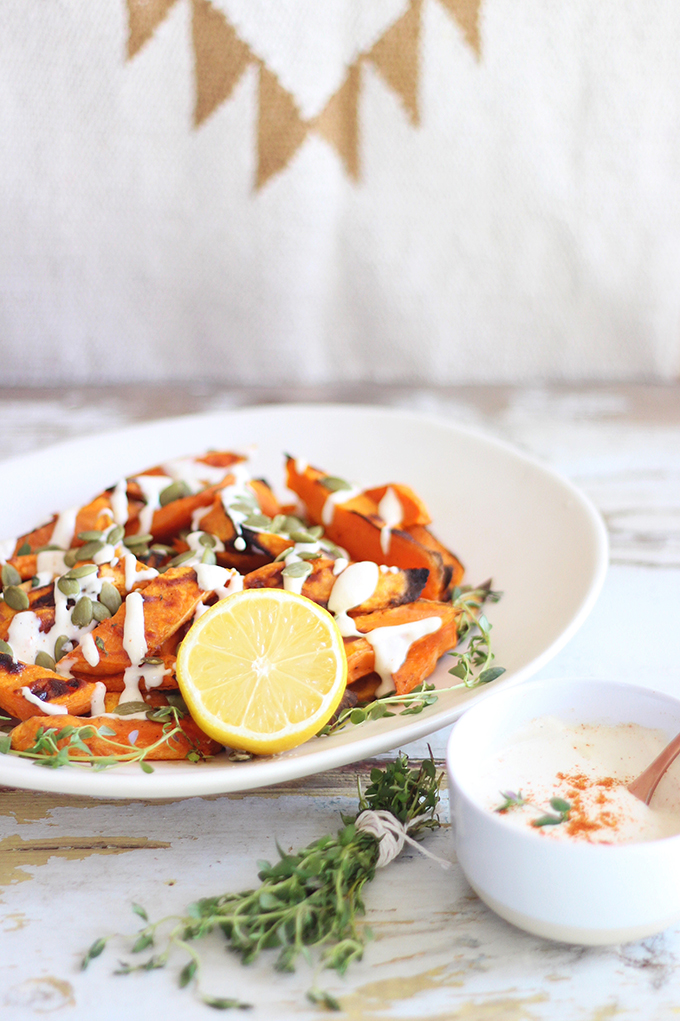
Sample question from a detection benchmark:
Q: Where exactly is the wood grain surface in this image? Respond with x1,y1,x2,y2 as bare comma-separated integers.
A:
0,384,678,1021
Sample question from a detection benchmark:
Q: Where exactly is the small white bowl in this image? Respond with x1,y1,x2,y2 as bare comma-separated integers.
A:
447,678,680,945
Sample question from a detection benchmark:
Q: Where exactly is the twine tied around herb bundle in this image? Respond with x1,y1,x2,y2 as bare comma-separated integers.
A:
356,808,452,869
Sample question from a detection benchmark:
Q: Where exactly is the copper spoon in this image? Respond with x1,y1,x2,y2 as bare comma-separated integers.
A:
627,731,680,805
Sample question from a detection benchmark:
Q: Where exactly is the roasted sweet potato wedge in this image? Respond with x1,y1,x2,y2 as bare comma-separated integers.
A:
0,654,97,720
10,711,221,760
404,524,464,597
244,559,429,613
361,484,432,527
285,458,460,600
66,566,203,677
351,599,461,696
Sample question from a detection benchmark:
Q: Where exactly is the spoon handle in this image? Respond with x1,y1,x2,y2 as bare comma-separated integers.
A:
627,732,680,805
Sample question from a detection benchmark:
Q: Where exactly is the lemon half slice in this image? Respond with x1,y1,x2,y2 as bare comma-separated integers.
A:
176,589,347,754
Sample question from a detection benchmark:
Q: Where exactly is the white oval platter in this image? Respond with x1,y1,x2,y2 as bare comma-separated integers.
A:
0,404,608,798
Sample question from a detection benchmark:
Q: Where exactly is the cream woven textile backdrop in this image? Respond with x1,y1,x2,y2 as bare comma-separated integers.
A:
2,0,680,385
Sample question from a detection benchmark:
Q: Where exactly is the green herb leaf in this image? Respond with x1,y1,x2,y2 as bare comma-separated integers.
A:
179,960,197,988
81,937,107,969
112,702,148,716
307,989,341,1011
132,903,148,922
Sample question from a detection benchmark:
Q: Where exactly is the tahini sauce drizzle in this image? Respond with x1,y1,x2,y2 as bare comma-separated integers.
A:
378,487,403,555
326,561,442,693
51,506,79,550
109,479,129,526
20,687,67,716
321,485,362,528
327,562,379,637
132,475,173,534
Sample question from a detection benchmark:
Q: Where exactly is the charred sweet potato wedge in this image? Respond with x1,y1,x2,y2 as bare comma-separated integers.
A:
404,524,464,597
10,710,221,759
66,566,203,676
0,654,97,720
285,458,461,600
0,603,55,644
350,599,461,696
243,559,429,614
15,494,116,555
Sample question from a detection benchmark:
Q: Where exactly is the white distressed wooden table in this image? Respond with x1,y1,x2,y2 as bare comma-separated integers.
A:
1,384,679,1020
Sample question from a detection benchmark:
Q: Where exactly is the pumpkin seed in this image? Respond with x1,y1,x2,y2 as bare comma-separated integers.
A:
0,640,13,658
54,635,70,661
201,548,217,566
91,600,112,622
142,656,163,665
107,524,125,545
69,563,98,579
35,544,62,553
198,533,216,548
169,550,195,568
320,475,352,492
298,551,321,561
159,480,191,507
4,586,29,611
281,561,313,579
63,549,79,567
78,530,103,542
30,576,41,587
283,516,305,533
124,533,153,548
1,564,21,588
150,544,173,555
290,529,317,544
99,582,122,615
57,576,81,596
244,514,271,531
307,525,324,540
16,542,31,556
35,651,56,672
269,515,286,534
273,547,293,562
76,540,104,561
112,701,148,716
71,596,93,627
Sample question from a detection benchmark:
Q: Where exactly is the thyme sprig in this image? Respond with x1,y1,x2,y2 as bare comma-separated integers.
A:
322,583,505,737
0,699,202,774
495,790,572,828
82,754,443,1010
448,582,505,687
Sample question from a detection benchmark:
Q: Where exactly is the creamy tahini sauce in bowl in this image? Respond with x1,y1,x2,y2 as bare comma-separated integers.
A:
471,716,680,844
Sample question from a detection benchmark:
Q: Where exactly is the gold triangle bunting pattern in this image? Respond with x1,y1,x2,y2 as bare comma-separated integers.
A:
126,0,482,189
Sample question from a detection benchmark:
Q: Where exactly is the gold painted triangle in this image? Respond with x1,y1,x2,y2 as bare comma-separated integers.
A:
438,0,482,57
367,0,422,126
256,65,309,189
126,0,178,59
314,62,361,181
192,0,252,127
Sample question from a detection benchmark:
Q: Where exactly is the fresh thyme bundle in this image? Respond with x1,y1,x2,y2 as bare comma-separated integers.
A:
82,754,445,1010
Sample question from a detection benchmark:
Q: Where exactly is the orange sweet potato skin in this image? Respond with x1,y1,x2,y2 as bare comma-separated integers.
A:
0,655,97,720
284,459,451,600
350,600,460,696
10,713,221,760
66,566,203,676
362,484,432,527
